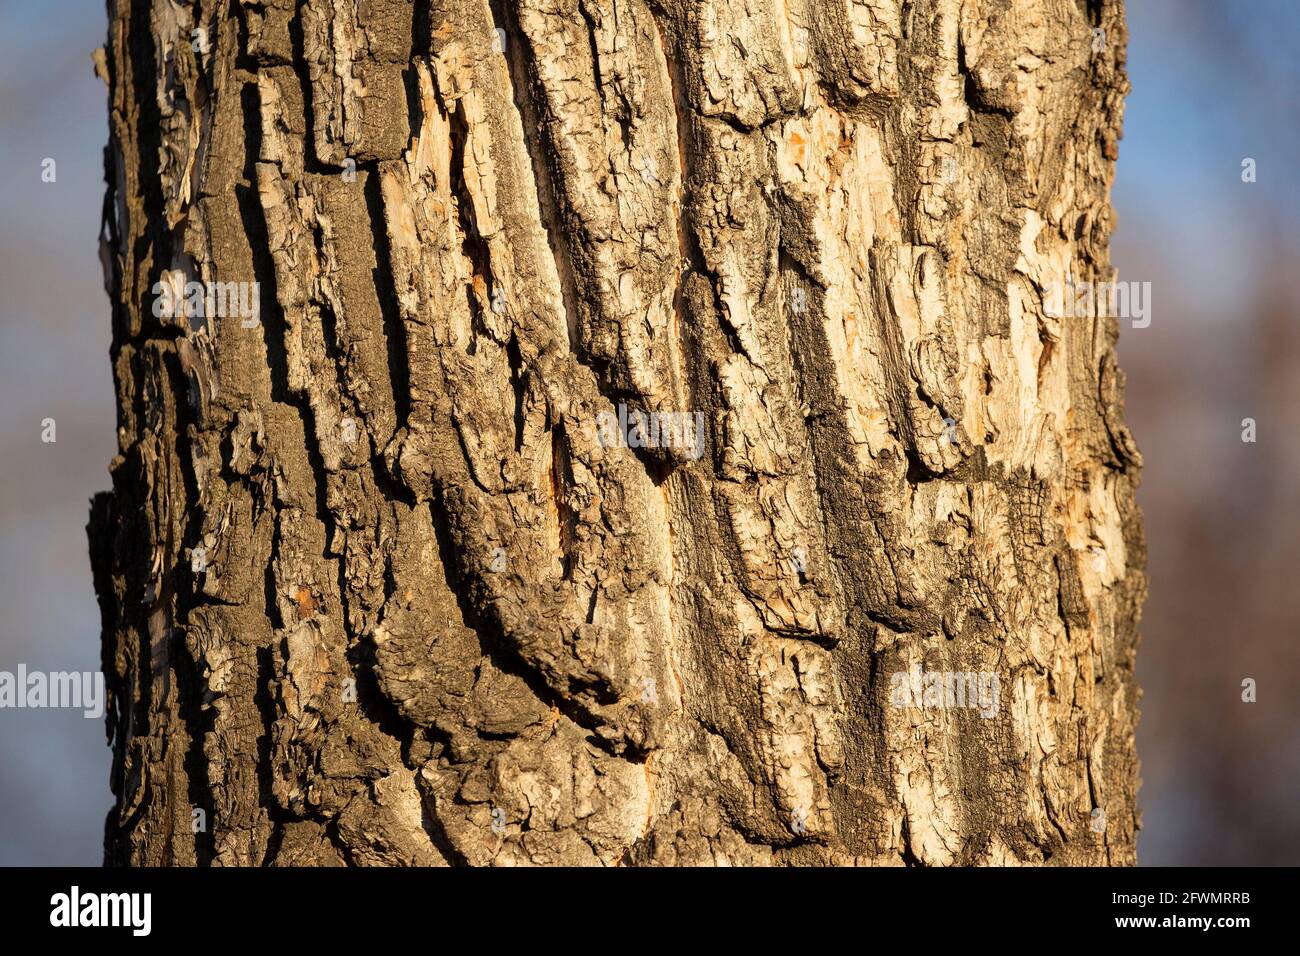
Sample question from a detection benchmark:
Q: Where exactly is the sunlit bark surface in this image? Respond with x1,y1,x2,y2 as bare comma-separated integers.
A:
90,0,1144,866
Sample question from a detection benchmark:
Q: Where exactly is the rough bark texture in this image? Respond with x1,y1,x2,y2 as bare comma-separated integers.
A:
90,0,1144,866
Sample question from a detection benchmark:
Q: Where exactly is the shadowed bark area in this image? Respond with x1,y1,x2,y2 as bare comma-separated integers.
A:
90,0,1144,866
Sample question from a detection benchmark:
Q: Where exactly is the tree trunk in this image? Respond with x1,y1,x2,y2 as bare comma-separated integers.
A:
90,0,1143,866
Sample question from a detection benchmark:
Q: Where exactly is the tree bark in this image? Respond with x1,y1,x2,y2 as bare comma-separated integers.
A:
90,0,1143,866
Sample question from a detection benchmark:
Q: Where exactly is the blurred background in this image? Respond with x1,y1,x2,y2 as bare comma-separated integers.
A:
0,0,1296,865
1114,0,1300,865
